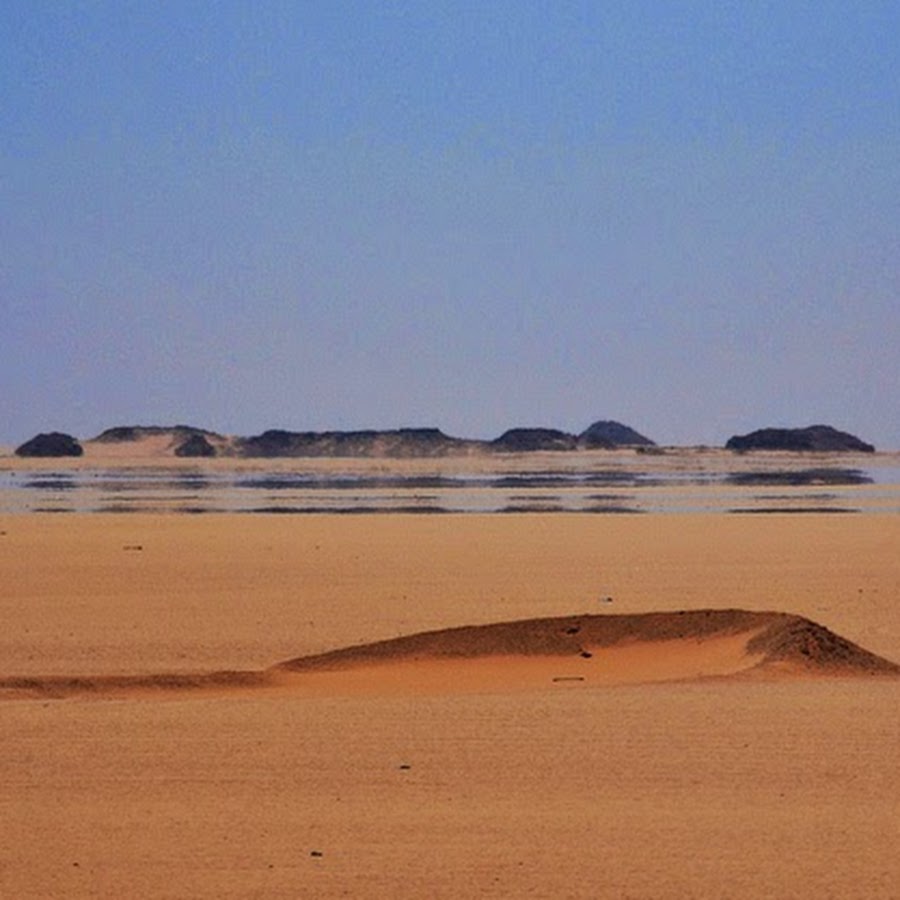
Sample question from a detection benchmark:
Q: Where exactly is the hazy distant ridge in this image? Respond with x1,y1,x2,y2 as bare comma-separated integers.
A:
15,419,660,458
12,421,878,458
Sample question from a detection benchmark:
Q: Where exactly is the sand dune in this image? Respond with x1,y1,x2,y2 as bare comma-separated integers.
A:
3,609,896,701
277,608,900,673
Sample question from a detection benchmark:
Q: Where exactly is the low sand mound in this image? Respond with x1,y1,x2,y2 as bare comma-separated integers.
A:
2,611,896,700
277,609,773,670
274,610,900,692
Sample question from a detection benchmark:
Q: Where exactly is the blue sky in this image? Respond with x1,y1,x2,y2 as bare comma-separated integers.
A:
3,1,899,447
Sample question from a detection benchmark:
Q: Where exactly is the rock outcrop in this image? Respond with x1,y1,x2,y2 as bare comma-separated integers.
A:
91,425,229,456
15,432,84,457
490,428,578,452
173,433,217,457
92,425,223,444
26,418,875,460
237,428,477,458
726,425,874,453
579,420,655,448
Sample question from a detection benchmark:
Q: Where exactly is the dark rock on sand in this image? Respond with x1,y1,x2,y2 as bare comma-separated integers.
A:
726,425,874,453
490,428,578,452
174,433,217,457
15,432,84,457
579,420,655,448
91,425,228,456
237,428,476,458
93,424,223,443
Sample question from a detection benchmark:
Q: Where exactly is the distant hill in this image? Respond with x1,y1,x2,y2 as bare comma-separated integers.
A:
10,418,783,459
173,433,218,457
490,428,578,452
726,425,875,453
237,428,480,458
92,424,223,443
15,432,84,458
578,420,655,448
90,425,231,457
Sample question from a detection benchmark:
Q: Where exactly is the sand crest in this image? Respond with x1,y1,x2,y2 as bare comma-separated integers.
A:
3,610,896,701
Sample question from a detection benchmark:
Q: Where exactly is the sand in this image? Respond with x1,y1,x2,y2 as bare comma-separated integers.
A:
1,511,899,897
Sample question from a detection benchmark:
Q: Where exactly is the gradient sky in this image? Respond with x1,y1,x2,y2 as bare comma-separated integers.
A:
3,1,899,448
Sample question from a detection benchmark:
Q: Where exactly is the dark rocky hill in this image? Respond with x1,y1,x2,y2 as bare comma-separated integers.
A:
173,433,217,457
490,428,578,452
237,428,478,458
726,425,875,453
92,425,223,443
24,419,878,459
579,420,655,448
90,425,230,456
15,432,84,457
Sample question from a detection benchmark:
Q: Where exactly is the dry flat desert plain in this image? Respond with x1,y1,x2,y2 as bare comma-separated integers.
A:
1,445,899,898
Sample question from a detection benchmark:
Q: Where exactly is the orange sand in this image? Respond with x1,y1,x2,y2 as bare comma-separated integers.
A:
1,512,899,897
275,631,768,696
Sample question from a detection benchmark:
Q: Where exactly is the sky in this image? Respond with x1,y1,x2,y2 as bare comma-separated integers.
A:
2,1,899,448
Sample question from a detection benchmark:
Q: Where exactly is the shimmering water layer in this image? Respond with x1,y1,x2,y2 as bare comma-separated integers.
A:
2,455,899,514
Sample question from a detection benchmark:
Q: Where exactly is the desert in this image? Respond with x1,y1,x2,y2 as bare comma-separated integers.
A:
1,447,899,898
8,3,899,896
